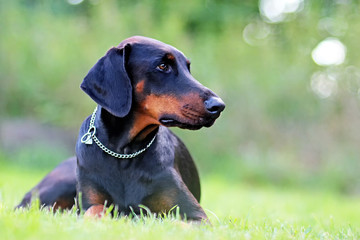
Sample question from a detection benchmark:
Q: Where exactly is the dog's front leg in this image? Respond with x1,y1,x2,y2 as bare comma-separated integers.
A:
142,170,208,222
78,182,111,218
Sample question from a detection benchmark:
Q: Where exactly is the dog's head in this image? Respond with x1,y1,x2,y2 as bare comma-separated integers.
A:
81,36,225,130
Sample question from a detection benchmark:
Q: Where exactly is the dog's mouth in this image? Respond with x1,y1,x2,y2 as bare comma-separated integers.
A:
160,118,203,130
159,114,217,130
158,102,223,130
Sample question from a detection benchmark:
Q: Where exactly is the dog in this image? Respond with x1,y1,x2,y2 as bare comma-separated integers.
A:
16,36,225,221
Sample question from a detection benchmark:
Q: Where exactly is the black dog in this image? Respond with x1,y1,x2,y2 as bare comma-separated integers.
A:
17,36,225,221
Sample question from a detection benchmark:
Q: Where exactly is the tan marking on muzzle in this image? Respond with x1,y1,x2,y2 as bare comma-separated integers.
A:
142,94,184,119
129,93,206,139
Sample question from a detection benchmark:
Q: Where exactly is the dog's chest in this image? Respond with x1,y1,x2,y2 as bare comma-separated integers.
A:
101,153,173,212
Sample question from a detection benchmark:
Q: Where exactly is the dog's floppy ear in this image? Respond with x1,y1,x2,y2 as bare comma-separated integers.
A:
81,45,132,118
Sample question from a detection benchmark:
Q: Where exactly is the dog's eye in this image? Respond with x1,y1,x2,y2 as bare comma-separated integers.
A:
157,63,171,73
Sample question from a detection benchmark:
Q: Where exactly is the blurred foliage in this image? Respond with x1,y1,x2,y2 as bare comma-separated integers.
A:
1,0,360,193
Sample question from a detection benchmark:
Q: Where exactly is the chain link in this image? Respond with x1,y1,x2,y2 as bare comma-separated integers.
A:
81,106,156,159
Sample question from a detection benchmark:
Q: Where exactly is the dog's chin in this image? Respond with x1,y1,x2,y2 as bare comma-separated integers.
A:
159,117,216,130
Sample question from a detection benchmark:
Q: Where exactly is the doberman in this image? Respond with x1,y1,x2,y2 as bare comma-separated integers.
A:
16,36,225,221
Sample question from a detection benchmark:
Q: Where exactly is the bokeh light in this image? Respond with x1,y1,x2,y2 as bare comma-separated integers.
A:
67,0,83,5
311,38,347,66
242,21,271,46
310,71,338,98
259,0,304,23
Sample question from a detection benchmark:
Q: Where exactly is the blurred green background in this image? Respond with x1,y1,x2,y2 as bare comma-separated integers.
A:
1,0,360,196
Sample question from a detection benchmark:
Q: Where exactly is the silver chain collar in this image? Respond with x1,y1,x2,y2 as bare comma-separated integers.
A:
80,106,156,159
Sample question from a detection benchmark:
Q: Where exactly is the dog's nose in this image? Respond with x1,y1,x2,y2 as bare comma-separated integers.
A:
204,97,225,115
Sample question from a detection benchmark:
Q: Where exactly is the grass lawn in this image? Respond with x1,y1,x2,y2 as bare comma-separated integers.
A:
0,163,359,239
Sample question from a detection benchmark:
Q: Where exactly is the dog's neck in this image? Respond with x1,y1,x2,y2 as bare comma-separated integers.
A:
98,106,159,151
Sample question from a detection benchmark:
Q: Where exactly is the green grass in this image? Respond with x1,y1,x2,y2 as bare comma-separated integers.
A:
1,163,359,240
